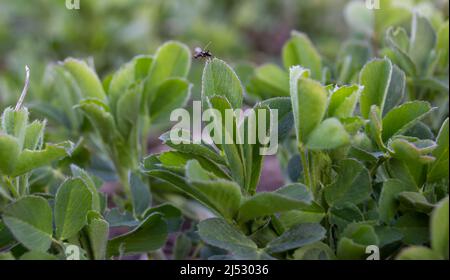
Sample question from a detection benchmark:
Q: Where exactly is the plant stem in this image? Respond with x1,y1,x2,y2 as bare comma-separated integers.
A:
310,151,318,197
117,166,132,199
299,145,312,191
18,175,28,196
0,176,19,199
0,184,13,201
191,243,204,260
369,155,387,179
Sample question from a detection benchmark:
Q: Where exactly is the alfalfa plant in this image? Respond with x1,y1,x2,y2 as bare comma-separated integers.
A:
144,22,449,259
142,58,329,260
288,55,448,259
0,66,72,201
0,67,183,260
34,41,192,212
245,14,449,259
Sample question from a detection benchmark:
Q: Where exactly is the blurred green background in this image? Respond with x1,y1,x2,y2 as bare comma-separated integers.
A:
0,0,448,108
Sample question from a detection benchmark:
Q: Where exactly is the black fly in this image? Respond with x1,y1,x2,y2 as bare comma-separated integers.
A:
194,42,213,59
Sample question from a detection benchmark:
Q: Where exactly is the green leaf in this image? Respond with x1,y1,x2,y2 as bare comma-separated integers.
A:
436,21,449,71
249,64,289,98
108,55,152,116
158,150,229,179
383,64,406,115
329,203,364,234
186,160,241,219
144,41,191,102
327,85,362,119
241,104,271,194
144,168,221,216
108,58,138,116
398,192,434,213
409,13,436,74
202,58,244,109
386,25,409,52
0,134,20,175
341,116,365,135
293,242,336,260
431,196,448,259
428,118,449,182
290,70,327,145
405,121,434,140
1,107,28,149
394,213,429,245
389,137,436,164
129,172,151,217
150,78,191,123
378,179,417,223
388,138,436,186
23,120,45,150
274,184,320,227
374,226,403,248
306,118,350,150
382,101,432,142
385,27,416,76
142,204,182,233
75,99,117,143
159,131,226,165
207,96,245,187
12,142,71,177
265,223,325,254
107,213,168,257
337,223,379,260
20,251,59,260
275,183,312,201
278,204,325,230
368,105,385,150
183,157,217,181
55,178,93,240
282,31,322,79
62,58,107,101
396,246,443,260
388,158,426,188
198,218,259,258
325,159,371,206
70,165,101,212
115,83,141,138
86,211,109,260
238,192,311,223
3,196,53,252
259,97,294,141
134,55,153,80
359,58,392,118
104,208,138,228
0,219,15,248
173,233,192,260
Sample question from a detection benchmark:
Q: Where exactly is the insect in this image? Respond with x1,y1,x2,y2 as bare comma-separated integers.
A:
194,42,213,59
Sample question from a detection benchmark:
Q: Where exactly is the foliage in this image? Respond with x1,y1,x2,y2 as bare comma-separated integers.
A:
0,0,448,260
